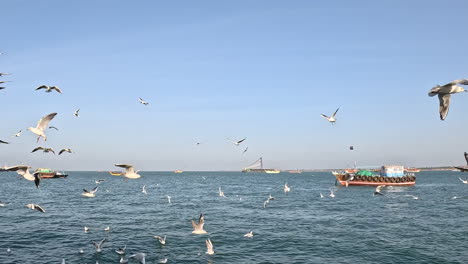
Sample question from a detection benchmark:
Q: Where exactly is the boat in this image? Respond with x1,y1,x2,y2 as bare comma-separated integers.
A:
109,171,123,176
404,167,421,173
288,169,302,174
174,170,183,174
34,168,68,179
242,157,281,173
333,165,415,186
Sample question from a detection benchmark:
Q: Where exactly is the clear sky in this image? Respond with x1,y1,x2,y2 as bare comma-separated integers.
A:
1,0,468,171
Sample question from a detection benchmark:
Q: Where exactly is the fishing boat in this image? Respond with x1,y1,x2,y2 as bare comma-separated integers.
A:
332,165,415,186
34,168,68,179
404,167,421,173
242,157,281,173
288,169,302,174
109,171,123,176
174,170,183,174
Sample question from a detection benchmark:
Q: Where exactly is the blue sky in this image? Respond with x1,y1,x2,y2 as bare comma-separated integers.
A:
1,0,468,171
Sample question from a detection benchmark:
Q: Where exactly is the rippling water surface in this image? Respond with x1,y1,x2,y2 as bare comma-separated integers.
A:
0,171,467,264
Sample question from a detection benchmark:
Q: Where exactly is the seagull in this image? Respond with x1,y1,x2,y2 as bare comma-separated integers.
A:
84,226,89,233
244,231,253,238
119,257,129,264
48,126,59,131
129,253,146,264
6,248,11,254
243,147,249,154
0,201,10,207
115,245,126,255
320,107,340,124
92,238,106,253
404,195,419,199
11,130,22,137
263,199,269,208
95,179,105,184
329,188,335,198
158,258,168,264
0,139,9,144
142,185,147,194
115,164,141,179
454,152,468,172
320,193,324,198
166,195,171,204
82,186,99,197
459,178,468,184
374,185,385,196
345,175,354,188
5,165,41,188
79,248,84,254
31,147,55,154
218,187,226,197
191,213,207,234
36,85,62,93
0,72,11,77
58,148,72,155
268,194,275,201
104,226,110,232
284,183,290,194
26,203,45,213
138,97,149,106
226,137,247,146
73,109,80,117
428,79,468,120
154,235,166,245
27,112,57,142
206,239,214,255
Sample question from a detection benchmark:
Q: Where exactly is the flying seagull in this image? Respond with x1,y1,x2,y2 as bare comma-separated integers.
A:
454,152,468,172
320,107,340,124
82,186,99,197
329,188,335,198
243,147,249,155
11,130,22,137
31,147,55,154
142,185,147,194
191,213,207,234
0,80,10,84
138,97,149,106
206,239,214,255
374,185,385,196
27,112,57,142
226,137,247,146
428,79,468,120
26,203,45,213
58,149,72,155
244,231,253,238
115,245,126,255
0,73,11,77
115,164,141,179
218,187,226,197
154,235,166,245
349,146,354,151
36,85,62,94
73,109,80,117
104,226,110,231
0,201,10,207
459,178,468,184
92,238,106,253
129,253,146,264
0,139,9,144
119,257,129,264
284,183,291,194
166,195,171,204
6,165,40,188
84,226,89,233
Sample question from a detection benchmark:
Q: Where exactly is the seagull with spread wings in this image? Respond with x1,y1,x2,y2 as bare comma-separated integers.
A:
31,147,55,154
226,137,247,146
26,203,45,213
58,148,72,155
115,164,141,179
320,107,340,124
191,213,207,234
27,112,57,142
428,79,468,120
5,165,41,188
36,85,62,94
138,97,149,105
454,152,468,172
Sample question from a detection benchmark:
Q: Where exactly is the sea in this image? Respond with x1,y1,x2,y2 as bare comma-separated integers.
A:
0,170,467,264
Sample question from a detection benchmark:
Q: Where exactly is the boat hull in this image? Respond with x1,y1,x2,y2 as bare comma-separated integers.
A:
39,173,68,179
334,173,415,186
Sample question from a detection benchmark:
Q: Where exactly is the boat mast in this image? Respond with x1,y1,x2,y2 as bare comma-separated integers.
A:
260,157,263,169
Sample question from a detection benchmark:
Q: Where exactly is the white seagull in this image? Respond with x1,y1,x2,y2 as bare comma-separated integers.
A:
191,213,207,234
36,85,62,94
218,187,226,197
459,178,468,184
226,137,247,146
320,107,340,124
284,183,291,194
0,201,10,207
11,130,22,137
27,112,57,142
138,97,149,106
82,186,99,197
104,226,110,232
115,164,141,179
404,194,419,200
31,146,55,154
154,235,166,245
329,188,335,198
59,148,72,155
244,231,253,238
115,245,126,255
374,185,385,196
92,238,106,253
26,203,45,213
166,195,171,204
129,253,146,264
428,79,468,120
84,226,89,233
142,185,147,194
73,109,80,117
206,239,214,255
6,165,41,188
320,193,324,198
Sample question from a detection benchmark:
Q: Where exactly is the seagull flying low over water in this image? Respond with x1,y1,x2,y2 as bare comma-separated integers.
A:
36,85,62,94
119,257,129,264
320,107,340,124
218,187,226,197
59,148,72,155
95,179,105,184
73,109,80,117
82,186,99,197
142,185,147,194
115,245,126,255
6,165,41,188
191,213,207,234
404,195,419,199
84,226,89,233
92,238,106,253
459,178,468,184
26,203,45,213
31,147,55,154
138,97,149,105
244,231,253,238
11,130,21,137
374,185,385,196
104,226,110,231
0,201,10,207
454,152,468,172
115,164,141,179
206,239,214,255
154,235,166,245
166,195,171,204
428,79,468,120
227,137,247,146
27,112,57,142
129,253,146,264
329,188,336,198
284,183,291,194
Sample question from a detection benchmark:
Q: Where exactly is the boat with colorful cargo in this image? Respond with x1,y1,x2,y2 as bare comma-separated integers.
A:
332,165,415,186
34,168,68,179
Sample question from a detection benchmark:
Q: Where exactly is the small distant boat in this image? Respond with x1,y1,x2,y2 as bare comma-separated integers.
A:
288,169,302,174
404,167,421,173
242,157,280,173
109,171,123,176
34,168,68,179
265,169,281,174
333,165,415,186
174,170,183,174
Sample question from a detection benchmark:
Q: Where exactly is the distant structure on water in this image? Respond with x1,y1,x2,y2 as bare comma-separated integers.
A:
242,157,281,173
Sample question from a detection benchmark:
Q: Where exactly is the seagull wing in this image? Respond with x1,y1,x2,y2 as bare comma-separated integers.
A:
0,139,9,144
320,114,330,120
36,113,58,131
32,147,44,153
438,94,451,120
465,152,468,166
90,186,99,194
6,165,29,175
33,173,41,188
50,86,62,93
236,138,247,144
332,107,340,118
36,85,48,90
59,149,66,155
450,79,468,85
35,204,45,213
454,166,468,172
376,185,385,192
48,148,55,154
115,164,135,174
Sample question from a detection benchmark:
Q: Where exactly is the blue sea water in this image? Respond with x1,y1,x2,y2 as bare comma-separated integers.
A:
0,171,467,264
